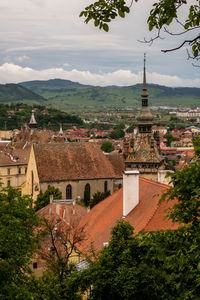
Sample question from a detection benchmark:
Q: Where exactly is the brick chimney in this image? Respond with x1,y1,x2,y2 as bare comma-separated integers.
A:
123,170,139,218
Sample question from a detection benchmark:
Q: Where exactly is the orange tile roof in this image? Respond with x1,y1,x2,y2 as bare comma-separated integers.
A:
78,177,178,254
34,143,123,182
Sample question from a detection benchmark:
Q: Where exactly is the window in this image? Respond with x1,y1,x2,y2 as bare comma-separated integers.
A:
33,262,37,269
7,180,11,187
18,167,21,174
7,168,10,175
104,181,108,193
31,171,34,196
66,184,72,199
118,183,122,189
25,167,27,174
84,183,91,202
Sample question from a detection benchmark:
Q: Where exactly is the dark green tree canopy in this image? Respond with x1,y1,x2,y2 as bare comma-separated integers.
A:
34,186,62,211
101,141,115,152
80,0,200,63
0,186,40,298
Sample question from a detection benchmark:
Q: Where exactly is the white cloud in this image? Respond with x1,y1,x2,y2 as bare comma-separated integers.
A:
0,63,199,88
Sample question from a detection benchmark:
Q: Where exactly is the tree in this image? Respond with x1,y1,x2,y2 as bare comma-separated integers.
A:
33,214,86,299
80,0,200,64
0,186,40,298
78,220,200,299
101,141,115,152
163,131,178,146
34,186,62,211
90,190,111,208
160,135,200,227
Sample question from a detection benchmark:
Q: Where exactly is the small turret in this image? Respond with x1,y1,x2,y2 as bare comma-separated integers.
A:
29,110,37,129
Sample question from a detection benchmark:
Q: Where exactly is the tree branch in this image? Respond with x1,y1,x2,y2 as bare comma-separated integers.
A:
161,35,200,53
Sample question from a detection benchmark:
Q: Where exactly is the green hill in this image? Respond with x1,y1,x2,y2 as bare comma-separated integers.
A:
0,83,45,103
20,78,91,89
0,79,199,110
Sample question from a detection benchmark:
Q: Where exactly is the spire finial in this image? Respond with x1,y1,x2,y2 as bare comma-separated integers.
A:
143,53,147,89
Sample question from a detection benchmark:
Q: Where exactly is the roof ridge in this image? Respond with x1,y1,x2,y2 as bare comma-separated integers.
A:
139,176,170,189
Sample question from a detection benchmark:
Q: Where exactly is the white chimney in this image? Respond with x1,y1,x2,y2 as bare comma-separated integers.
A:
50,194,53,204
123,170,139,218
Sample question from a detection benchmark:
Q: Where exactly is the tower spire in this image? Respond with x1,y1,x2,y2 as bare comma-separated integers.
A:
141,53,148,107
143,53,147,90
136,54,153,133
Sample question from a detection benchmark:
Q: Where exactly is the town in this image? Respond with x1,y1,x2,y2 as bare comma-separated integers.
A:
1,0,200,299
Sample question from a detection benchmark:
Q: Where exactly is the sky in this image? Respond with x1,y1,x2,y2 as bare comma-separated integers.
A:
0,0,199,87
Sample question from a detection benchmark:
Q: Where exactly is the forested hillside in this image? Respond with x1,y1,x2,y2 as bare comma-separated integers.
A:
0,103,82,130
0,83,45,103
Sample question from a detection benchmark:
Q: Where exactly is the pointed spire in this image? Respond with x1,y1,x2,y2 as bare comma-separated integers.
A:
141,53,149,107
136,54,153,133
59,124,63,136
143,53,147,90
29,110,37,129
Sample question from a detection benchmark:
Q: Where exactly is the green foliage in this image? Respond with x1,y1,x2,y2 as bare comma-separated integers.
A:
79,220,200,299
90,190,111,208
0,103,82,130
110,123,125,139
34,186,62,211
110,127,125,139
101,141,114,153
160,158,200,227
80,0,130,32
193,134,200,157
163,132,178,146
27,270,82,300
0,186,40,298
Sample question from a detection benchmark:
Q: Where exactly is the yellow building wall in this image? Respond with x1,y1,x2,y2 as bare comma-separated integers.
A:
0,165,27,190
22,145,40,200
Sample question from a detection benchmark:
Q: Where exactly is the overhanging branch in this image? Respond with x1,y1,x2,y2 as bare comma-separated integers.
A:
161,35,200,53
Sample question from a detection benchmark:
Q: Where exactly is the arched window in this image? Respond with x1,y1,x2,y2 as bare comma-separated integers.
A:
104,181,108,193
66,184,72,199
84,183,91,203
31,171,34,196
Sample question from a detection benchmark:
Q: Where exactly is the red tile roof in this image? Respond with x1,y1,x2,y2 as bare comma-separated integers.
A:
33,143,123,182
78,177,178,253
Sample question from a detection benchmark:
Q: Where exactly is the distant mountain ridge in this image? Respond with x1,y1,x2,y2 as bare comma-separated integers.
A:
0,79,199,109
20,78,91,89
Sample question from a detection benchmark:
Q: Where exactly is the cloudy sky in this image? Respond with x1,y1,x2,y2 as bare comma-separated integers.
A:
0,0,199,87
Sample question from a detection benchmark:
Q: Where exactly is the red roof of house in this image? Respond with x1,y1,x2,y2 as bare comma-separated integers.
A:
33,142,123,182
78,177,178,253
